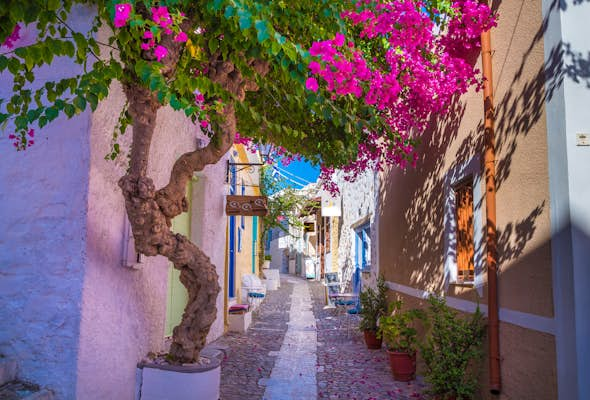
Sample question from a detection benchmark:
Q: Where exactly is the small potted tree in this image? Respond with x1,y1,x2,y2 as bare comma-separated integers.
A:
358,276,388,349
379,300,424,381
421,296,485,400
263,254,272,269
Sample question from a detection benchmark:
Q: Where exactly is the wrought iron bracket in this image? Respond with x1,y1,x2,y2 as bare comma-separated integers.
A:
226,160,264,183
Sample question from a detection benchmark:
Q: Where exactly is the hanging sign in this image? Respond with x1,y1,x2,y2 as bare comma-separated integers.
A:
226,195,268,216
321,192,341,217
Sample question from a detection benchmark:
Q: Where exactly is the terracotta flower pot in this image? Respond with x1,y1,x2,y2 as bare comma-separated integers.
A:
363,330,382,349
387,350,416,381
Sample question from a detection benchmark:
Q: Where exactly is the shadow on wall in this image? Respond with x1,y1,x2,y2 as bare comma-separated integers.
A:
379,0,589,295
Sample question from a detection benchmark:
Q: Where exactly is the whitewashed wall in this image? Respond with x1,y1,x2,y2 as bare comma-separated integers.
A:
0,7,228,399
0,7,95,399
336,170,378,288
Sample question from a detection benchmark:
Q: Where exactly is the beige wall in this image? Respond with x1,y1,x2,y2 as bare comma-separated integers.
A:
378,0,556,396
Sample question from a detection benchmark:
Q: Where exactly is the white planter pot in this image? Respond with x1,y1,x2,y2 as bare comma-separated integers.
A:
137,356,221,400
263,260,271,269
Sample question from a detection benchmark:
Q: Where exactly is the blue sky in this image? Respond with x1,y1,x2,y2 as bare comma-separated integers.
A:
273,157,320,189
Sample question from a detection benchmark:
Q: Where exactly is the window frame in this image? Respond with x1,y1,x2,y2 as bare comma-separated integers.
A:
354,223,371,271
443,156,485,295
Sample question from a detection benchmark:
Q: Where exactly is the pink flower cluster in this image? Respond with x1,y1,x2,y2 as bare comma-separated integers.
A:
2,24,21,49
8,129,35,150
307,0,496,191
113,3,188,62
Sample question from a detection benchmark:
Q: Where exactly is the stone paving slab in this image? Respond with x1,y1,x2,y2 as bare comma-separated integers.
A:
310,281,427,400
215,277,294,400
216,276,427,400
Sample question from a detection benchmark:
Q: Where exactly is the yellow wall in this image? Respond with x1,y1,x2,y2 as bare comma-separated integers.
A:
226,144,263,305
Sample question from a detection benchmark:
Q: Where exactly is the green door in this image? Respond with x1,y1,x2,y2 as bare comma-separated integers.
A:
165,183,191,337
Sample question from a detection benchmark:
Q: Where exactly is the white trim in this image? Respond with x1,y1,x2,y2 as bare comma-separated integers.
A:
443,156,485,296
385,280,556,335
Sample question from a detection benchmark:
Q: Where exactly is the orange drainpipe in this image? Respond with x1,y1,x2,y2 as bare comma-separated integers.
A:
481,25,501,394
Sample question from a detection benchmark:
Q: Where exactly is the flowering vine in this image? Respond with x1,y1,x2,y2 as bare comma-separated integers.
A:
307,0,496,193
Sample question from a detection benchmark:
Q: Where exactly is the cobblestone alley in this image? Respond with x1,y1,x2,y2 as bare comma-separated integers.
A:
214,276,427,400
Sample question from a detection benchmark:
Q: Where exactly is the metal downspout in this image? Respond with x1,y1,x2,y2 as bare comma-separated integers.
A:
481,26,501,394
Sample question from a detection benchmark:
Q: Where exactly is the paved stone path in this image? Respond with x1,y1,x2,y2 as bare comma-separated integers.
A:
216,275,427,400
263,279,317,399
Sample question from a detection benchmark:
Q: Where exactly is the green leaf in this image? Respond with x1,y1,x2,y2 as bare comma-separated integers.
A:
0,56,8,71
73,96,86,111
208,37,219,53
238,9,252,30
170,96,182,110
212,0,224,11
224,6,235,18
47,0,60,11
255,20,270,43
87,93,99,111
64,104,75,118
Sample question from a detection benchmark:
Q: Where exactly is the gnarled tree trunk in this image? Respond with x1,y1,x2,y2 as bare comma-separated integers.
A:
117,51,268,363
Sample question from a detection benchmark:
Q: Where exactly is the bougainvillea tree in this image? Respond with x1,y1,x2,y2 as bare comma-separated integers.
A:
0,0,494,363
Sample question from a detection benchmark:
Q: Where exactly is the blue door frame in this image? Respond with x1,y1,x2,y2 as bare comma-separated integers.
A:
228,161,237,298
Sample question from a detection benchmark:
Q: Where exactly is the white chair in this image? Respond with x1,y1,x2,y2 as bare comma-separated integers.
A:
240,274,266,309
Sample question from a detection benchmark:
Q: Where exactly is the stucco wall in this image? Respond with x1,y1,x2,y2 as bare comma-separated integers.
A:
379,0,553,314
542,0,590,397
0,7,95,399
77,78,229,398
191,168,228,344
378,0,556,397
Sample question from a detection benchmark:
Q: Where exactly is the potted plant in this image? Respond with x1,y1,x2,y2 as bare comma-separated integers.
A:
420,295,485,400
378,300,424,381
358,276,388,349
263,254,272,269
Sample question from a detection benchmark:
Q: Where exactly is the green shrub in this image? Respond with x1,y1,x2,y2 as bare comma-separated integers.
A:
264,255,272,261
358,276,388,332
378,300,425,354
421,295,485,400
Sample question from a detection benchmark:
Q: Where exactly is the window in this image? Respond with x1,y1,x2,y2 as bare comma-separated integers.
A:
355,224,371,271
454,179,474,282
443,156,484,293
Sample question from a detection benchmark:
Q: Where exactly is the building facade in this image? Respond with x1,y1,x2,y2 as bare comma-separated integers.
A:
377,0,590,399
225,144,264,306
0,9,228,399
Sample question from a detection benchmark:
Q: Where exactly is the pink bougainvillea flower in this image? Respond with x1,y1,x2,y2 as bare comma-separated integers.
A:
113,3,132,28
154,45,168,61
308,61,322,74
143,31,154,40
2,24,21,49
194,93,205,104
141,41,155,51
27,129,34,138
305,77,319,92
151,6,172,29
200,120,210,129
333,32,346,47
174,32,188,42
8,134,16,139
277,215,286,222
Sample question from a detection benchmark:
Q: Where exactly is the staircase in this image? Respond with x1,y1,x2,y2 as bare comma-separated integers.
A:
0,357,54,400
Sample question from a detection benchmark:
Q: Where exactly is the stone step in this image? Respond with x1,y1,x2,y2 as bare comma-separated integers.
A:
0,358,18,386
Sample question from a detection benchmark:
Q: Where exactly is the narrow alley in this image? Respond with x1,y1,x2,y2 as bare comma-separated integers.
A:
215,276,426,400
